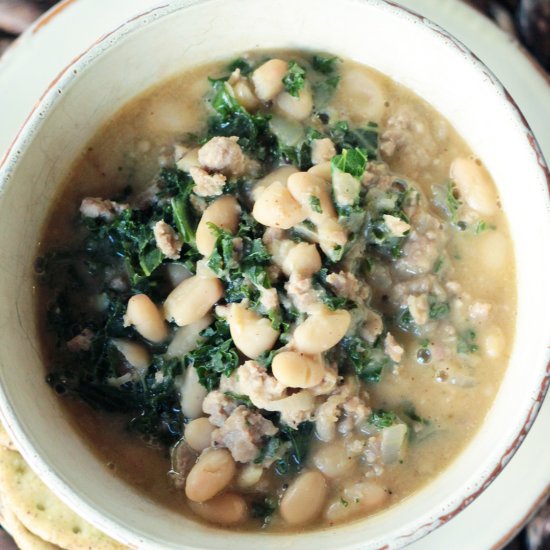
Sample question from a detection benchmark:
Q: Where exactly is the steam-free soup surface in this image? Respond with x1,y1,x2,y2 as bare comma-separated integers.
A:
37,51,515,531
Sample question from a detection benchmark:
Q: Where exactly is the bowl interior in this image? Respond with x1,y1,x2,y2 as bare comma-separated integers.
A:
0,0,549,548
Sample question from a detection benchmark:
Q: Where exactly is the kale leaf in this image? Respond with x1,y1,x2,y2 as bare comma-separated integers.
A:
311,55,339,74
186,319,240,391
331,147,368,179
457,329,479,354
282,60,306,97
369,409,397,429
312,269,356,311
329,121,379,159
207,79,277,164
340,336,392,383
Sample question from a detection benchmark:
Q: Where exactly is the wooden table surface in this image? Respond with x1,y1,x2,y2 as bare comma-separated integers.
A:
0,1,548,549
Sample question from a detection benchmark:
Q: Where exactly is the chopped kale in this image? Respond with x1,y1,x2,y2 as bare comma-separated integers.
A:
207,79,277,164
433,180,461,225
275,422,314,475
402,404,430,426
312,75,341,106
369,409,397,429
475,220,496,234
457,329,479,354
282,60,306,97
187,319,240,391
311,54,339,74
364,183,414,259
227,57,253,75
309,195,323,214
329,120,379,159
251,496,277,526
396,307,416,332
331,147,368,179
428,297,450,320
224,391,254,408
312,269,355,311
340,336,392,383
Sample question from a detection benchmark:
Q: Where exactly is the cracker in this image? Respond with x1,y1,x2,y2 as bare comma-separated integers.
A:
1,504,60,550
0,447,126,550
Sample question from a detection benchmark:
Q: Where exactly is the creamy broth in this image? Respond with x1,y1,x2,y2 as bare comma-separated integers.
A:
37,51,515,531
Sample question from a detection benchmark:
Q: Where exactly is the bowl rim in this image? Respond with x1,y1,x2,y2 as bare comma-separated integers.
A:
0,0,549,548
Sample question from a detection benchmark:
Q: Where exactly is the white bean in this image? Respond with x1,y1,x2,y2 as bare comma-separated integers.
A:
308,161,332,182
338,68,385,123
450,157,498,216
332,170,360,207
251,165,298,201
251,58,288,102
124,294,168,343
196,195,241,257
252,181,306,229
189,492,248,525
164,275,223,326
280,471,327,525
479,231,509,272
178,366,208,420
233,80,259,112
483,326,505,359
313,441,355,478
236,464,264,488
272,351,325,388
176,148,200,172
185,448,236,502
282,242,321,278
111,338,151,370
275,85,313,121
166,263,192,288
317,218,348,259
325,481,388,523
228,303,279,359
293,309,351,354
287,171,336,223
185,418,215,452
166,315,212,358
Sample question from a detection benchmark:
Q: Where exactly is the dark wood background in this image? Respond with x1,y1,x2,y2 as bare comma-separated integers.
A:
0,0,548,548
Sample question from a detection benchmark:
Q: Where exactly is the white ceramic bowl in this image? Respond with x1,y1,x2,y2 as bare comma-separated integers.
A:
1,0,549,548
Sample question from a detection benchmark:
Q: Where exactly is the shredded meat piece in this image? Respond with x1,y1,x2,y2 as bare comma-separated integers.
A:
384,333,404,363
309,365,339,397
311,138,336,165
395,211,445,276
79,197,128,221
315,393,349,442
380,104,448,180
383,214,411,237
315,380,371,442
66,329,94,352
407,294,429,326
211,405,278,463
202,390,238,427
220,362,316,428
285,276,319,314
198,136,246,177
260,288,279,311
153,220,182,260
326,271,370,301
189,166,226,197
361,310,384,344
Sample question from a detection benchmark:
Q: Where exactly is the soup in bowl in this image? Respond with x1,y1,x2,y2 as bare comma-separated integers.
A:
0,0,549,548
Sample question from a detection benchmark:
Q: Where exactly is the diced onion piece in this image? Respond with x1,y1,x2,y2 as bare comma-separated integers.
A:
380,424,408,464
